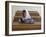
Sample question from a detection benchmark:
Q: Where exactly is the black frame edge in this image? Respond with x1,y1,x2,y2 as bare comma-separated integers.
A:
5,1,9,36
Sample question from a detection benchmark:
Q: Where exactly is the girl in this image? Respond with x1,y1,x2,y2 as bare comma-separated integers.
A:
19,9,34,24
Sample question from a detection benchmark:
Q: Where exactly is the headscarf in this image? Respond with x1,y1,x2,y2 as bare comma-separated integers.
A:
25,9,31,19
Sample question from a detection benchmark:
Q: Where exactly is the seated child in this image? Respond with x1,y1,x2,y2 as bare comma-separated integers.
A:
19,9,34,24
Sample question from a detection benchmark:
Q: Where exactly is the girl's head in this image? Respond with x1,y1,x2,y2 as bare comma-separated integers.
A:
22,10,26,17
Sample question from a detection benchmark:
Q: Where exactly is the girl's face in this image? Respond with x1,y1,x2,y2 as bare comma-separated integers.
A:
22,12,26,17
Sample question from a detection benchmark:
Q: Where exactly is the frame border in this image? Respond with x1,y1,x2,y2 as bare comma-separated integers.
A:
5,1,45,36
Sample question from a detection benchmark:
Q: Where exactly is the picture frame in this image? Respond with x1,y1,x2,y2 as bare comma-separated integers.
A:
5,1,45,36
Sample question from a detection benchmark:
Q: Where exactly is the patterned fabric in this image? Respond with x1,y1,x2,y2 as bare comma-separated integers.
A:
22,18,34,24
19,17,34,24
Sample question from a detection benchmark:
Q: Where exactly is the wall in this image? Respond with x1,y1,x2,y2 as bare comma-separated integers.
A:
12,6,41,17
